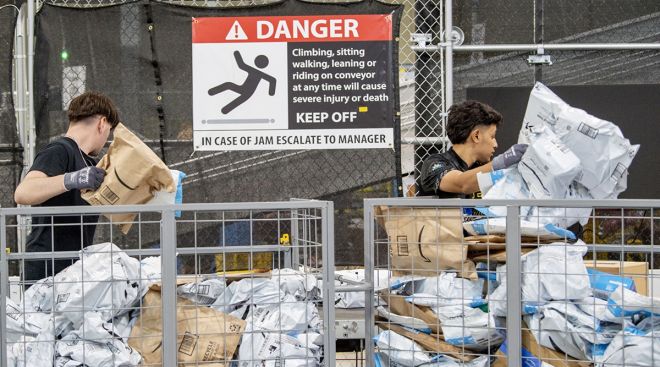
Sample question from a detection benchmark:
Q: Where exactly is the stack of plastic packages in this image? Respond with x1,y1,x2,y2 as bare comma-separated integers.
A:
5,243,148,366
374,272,502,367
465,82,639,237
5,244,325,367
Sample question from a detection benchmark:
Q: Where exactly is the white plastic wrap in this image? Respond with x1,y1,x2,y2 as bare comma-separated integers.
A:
519,82,639,199
237,294,322,367
271,268,320,301
521,241,590,302
376,306,433,334
374,330,434,366
433,305,504,351
595,318,660,367
518,133,582,199
25,243,147,333
177,278,227,305
463,217,576,240
55,312,142,367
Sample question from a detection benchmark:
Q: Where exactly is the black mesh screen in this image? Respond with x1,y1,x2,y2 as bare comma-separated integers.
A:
33,0,402,265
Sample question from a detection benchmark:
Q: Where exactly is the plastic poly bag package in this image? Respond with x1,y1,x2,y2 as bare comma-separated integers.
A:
6,296,49,342
477,168,532,218
595,317,660,367
145,169,187,217
518,132,582,199
6,330,56,367
463,217,576,240
238,332,321,367
332,269,398,308
373,330,434,366
526,182,593,229
25,243,147,333
376,306,433,334
177,278,227,305
525,312,593,361
404,272,485,308
521,241,590,302
374,352,489,367
489,242,590,316
519,82,639,199
55,312,142,367
432,304,504,351
138,256,162,285
574,296,625,324
237,294,322,367
606,285,660,319
211,277,285,313
529,302,619,346
271,268,320,301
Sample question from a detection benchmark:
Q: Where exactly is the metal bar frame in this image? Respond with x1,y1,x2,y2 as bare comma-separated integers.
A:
414,43,660,52
0,200,334,366
363,197,660,367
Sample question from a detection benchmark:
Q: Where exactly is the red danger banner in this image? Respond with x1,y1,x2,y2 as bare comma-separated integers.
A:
193,14,394,43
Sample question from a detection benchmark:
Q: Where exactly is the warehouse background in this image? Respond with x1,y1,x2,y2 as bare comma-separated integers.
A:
0,0,658,265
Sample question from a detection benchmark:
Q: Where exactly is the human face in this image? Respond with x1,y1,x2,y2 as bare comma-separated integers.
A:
474,124,498,163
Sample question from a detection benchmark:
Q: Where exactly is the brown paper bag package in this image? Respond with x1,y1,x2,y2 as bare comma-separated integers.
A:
81,123,175,234
129,287,246,366
378,206,476,279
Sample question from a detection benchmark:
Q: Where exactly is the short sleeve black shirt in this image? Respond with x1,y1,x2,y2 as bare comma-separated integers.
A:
24,137,99,279
418,148,482,198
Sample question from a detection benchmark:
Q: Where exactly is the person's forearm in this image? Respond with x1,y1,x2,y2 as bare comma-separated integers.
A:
14,175,68,205
439,162,493,194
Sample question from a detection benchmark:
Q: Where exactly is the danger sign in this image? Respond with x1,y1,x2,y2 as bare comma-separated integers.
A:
192,10,400,151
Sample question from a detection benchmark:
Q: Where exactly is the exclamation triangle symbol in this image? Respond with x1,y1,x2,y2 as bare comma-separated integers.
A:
225,21,248,41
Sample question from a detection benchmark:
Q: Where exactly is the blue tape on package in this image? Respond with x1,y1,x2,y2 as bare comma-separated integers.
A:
174,171,186,218
499,339,544,367
544,223,576,240
587,268,636,294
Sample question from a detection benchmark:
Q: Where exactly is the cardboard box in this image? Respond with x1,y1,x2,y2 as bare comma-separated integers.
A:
493,328,592,367
584,260,648,296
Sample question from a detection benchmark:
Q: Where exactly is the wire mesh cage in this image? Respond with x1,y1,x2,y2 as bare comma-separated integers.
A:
365,198,660,367
0,200,335,366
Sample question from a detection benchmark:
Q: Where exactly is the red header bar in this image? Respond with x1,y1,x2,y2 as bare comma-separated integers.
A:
193,14,393,43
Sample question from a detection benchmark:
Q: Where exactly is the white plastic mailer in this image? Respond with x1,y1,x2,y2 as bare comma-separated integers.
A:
519,82,639,199
518,132,582,199
463,217,576,240
374,330,434,366
596,317,660,367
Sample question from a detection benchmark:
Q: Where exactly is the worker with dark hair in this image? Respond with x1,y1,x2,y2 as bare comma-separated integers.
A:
418,100,527,198
15,91,119,282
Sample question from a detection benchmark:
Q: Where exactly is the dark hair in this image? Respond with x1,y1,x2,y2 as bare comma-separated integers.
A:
68,91,119,129
446,100,502,144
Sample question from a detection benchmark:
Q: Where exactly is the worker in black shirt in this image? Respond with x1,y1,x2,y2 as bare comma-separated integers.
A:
14,91,119,283
418,100,527,198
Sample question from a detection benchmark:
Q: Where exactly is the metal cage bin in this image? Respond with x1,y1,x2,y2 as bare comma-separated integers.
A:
364,198,660,367
0,200,336,367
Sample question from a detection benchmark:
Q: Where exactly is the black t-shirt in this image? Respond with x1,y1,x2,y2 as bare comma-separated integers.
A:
24,137,99,280
418,148,482,198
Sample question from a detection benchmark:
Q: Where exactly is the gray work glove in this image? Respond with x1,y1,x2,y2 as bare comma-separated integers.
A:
63,167,106,191
492,144,528,171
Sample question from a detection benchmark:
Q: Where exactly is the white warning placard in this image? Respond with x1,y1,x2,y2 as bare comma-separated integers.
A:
192,14,396,151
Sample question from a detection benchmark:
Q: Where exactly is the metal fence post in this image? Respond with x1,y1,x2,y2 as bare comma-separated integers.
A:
0,212,8,367
364,201,375,367
505,205,522,367
161,208,178,365
322,201,336,366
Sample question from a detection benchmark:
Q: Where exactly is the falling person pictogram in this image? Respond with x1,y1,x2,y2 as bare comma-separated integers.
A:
208,50,277,114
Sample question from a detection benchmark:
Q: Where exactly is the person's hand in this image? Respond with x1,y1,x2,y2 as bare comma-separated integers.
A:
492,144,528,171
63,167,106,191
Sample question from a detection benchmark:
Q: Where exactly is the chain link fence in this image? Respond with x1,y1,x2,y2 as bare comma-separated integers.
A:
404,0,660,196
2,0,659,268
